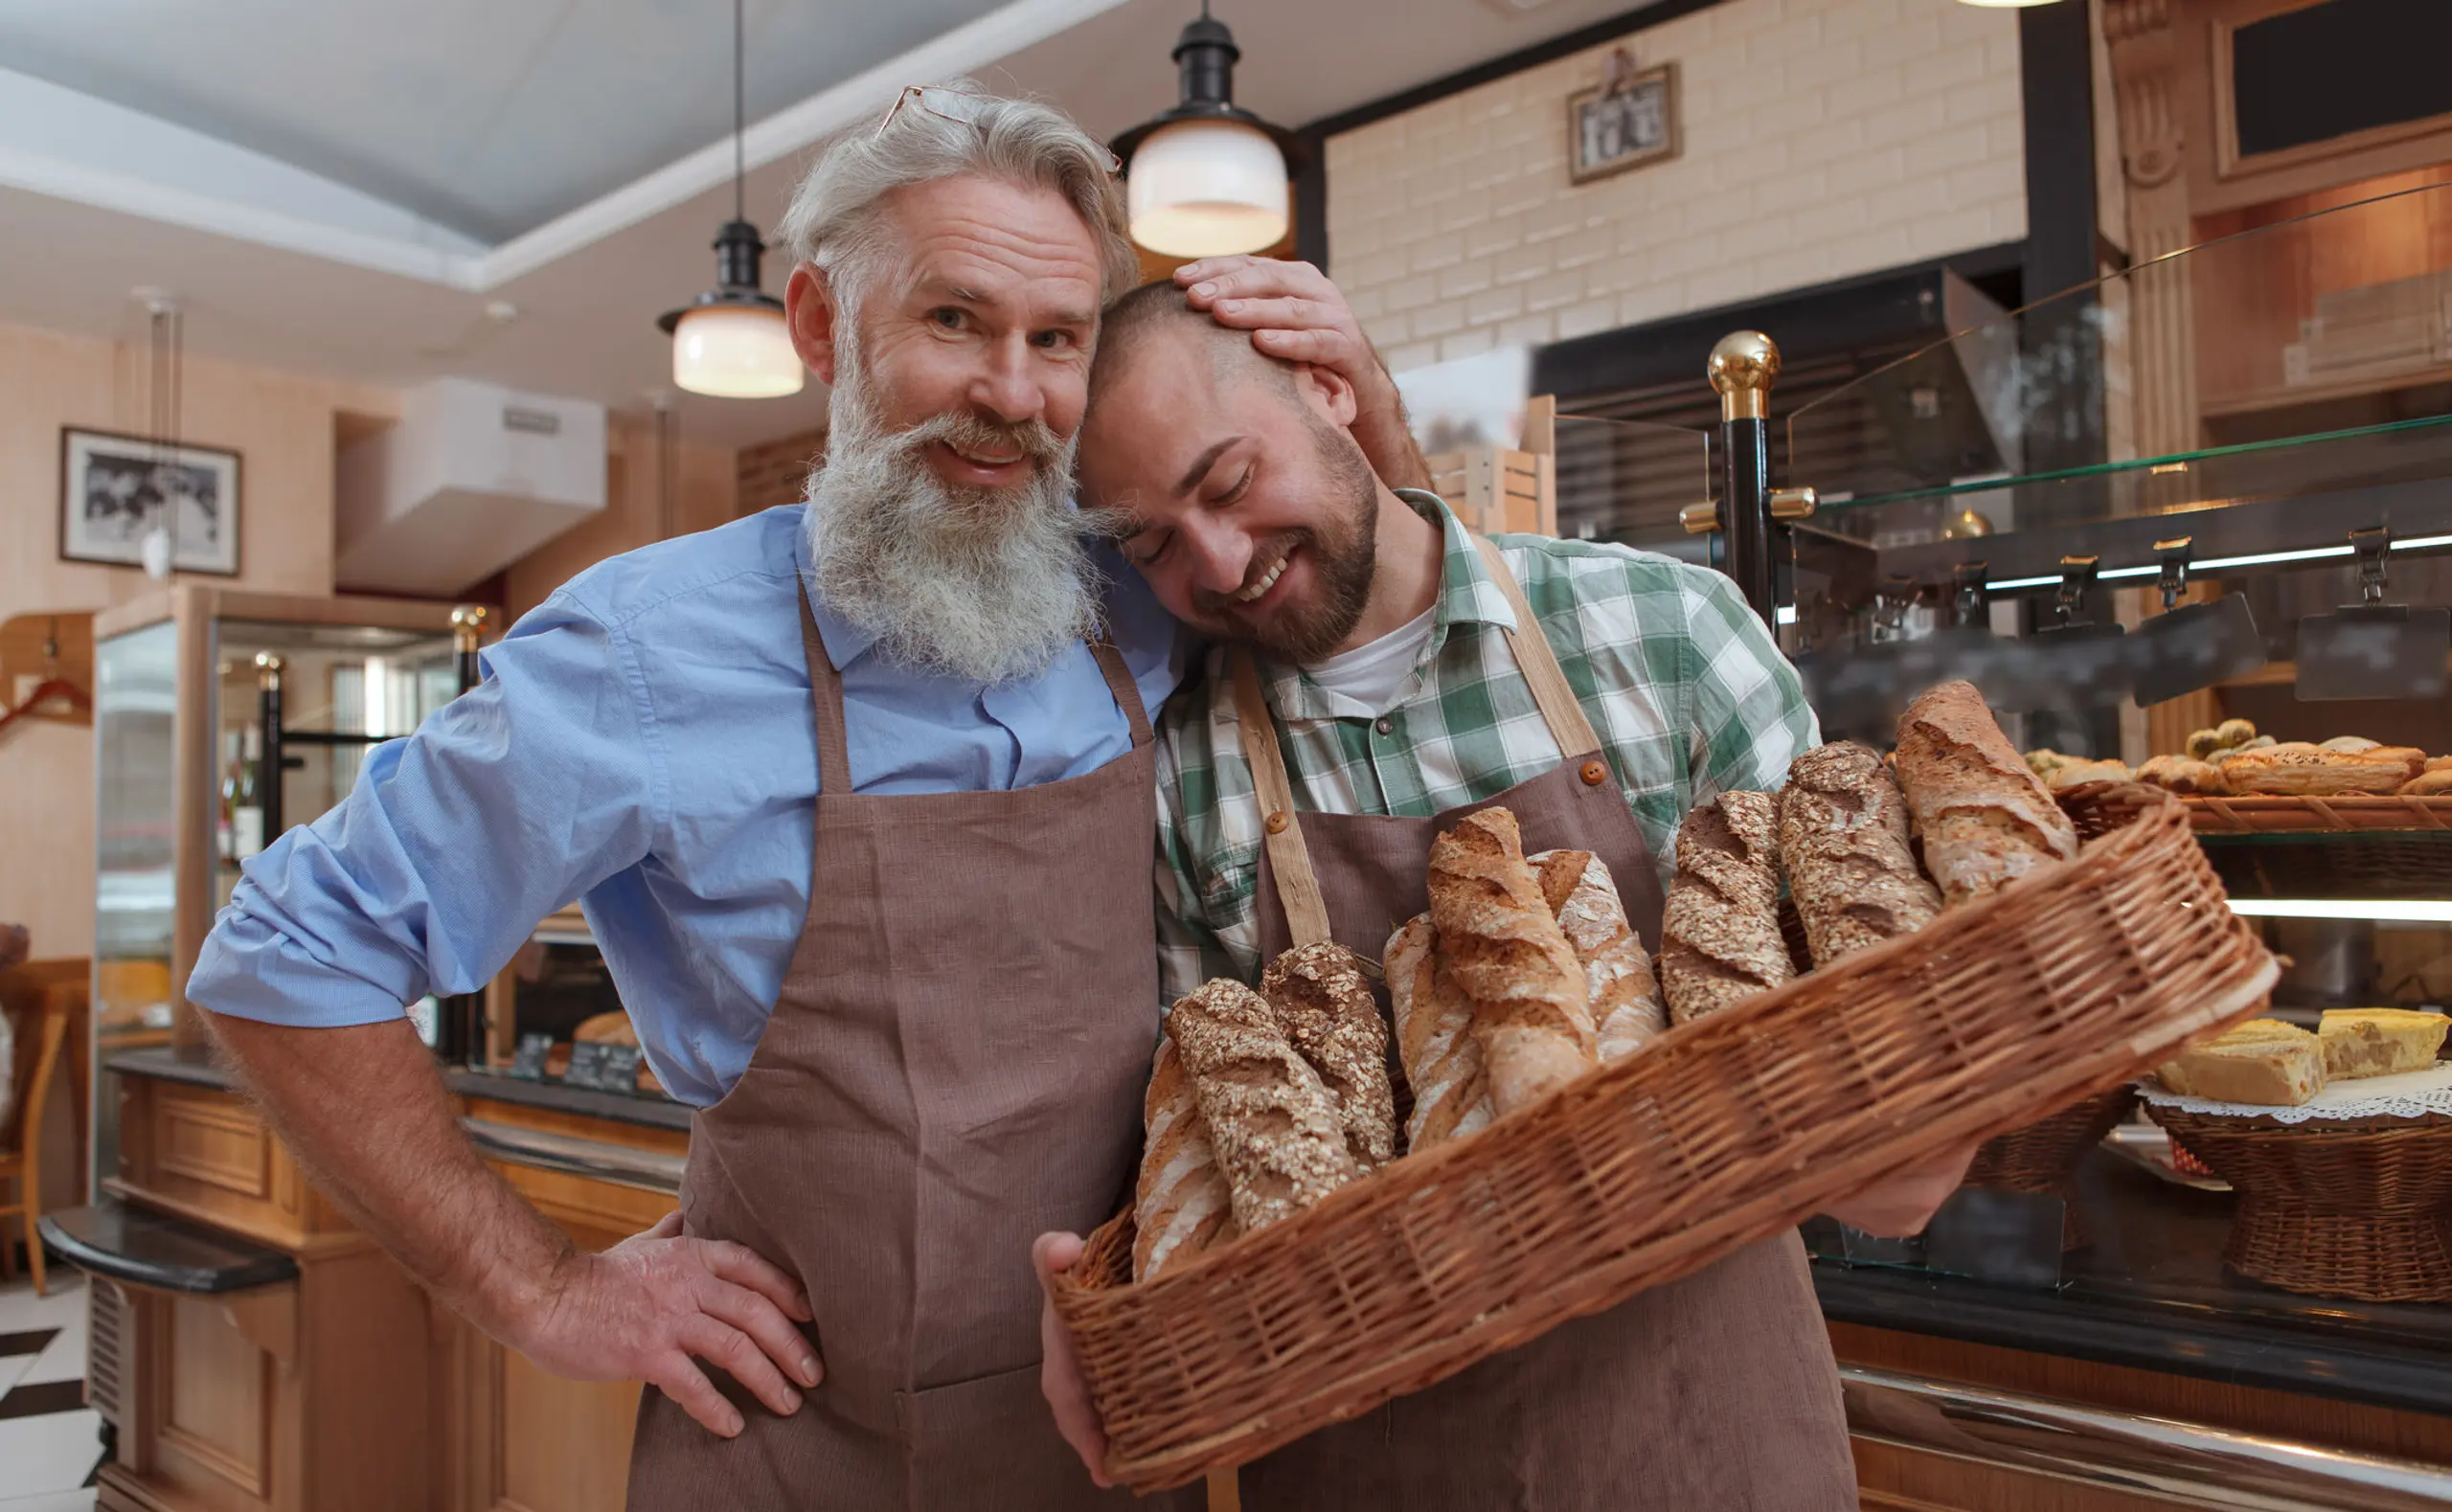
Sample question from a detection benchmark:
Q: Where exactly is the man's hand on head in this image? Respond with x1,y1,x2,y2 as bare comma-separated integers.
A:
1176,257,1430,491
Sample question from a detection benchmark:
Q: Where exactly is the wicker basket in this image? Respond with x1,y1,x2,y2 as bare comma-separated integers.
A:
1964,1086,2139,1250
2146,1104,2452,1302
1053,791,2278,1489
2183,794,2452,834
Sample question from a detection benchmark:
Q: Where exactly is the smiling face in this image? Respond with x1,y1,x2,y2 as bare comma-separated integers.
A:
788,172,1103,495
781,172,1114,685
1078,316,1384,663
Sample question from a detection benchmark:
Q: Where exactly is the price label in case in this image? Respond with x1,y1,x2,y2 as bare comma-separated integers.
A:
509,1033,554,1081
565,1041,645,1094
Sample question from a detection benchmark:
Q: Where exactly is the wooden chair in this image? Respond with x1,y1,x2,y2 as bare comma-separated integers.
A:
0,993,70,1295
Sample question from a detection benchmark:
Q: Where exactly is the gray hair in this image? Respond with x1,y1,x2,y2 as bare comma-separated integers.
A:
778,82,1137,317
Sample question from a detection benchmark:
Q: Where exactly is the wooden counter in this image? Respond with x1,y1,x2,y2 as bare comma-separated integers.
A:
87,1050,683,1512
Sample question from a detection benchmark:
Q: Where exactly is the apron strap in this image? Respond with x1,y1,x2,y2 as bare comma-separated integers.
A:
1229,651,1335,949
1087,637,1155,750
1471,535,1607,761
795,575,856,797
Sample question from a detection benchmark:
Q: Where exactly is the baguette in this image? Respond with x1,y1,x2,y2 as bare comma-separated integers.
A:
1166,980,1359,1232
2220,740,2411,796
1260,943,1396,1171
1386,914,1493,1150
1777,743,1941,968
1426,807,1597,1116
1659,791,1792,1024
1531,849,1665,1060
1895,680,2079,905
1130,1039,1237,1281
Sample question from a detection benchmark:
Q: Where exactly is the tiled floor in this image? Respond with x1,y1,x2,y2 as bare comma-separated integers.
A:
0,1272,102,1512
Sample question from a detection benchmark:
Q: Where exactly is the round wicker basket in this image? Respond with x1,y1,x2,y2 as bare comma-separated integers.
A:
2145,1104,2452,1302
1964,1086,2139,1250
1053,788,2278,1491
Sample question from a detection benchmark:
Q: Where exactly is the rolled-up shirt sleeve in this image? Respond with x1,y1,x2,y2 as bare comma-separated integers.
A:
188,590,665,1027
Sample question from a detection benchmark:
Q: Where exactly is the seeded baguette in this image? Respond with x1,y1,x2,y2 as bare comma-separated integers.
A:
1530,848,1665,1060
1659,791,1792,1024
1895,680,2079,905
1260,942,1396,1171
1426,807,1598,1117
1130,1039,1237,1281
1385,914,1494,1151
1777,743,1941,968
1167,979,1359,1232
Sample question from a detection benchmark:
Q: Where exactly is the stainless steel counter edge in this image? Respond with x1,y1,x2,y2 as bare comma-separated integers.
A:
1843,1365,2452,1512
462,1117,687,1195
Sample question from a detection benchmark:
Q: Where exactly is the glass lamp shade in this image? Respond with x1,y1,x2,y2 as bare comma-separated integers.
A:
1126,118,1290,259
671,302,805,398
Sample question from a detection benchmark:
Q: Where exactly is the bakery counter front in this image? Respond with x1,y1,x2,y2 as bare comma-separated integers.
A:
1816,1146,2452,1511
52,1044,685,1512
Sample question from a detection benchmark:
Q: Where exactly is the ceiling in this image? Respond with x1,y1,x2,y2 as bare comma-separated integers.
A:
0,0,1646,450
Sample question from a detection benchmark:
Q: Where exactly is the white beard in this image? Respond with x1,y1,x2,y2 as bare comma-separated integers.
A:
804,344,1101,686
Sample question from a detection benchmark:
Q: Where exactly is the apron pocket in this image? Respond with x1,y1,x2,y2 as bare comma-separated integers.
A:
896,1361,1113,1510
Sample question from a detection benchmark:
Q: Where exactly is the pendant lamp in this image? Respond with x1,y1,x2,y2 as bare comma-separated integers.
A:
658,0,803,398
1113,4,1305,260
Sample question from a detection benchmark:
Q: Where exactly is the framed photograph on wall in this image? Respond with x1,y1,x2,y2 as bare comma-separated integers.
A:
59,427,241,576
1568,50,1679,185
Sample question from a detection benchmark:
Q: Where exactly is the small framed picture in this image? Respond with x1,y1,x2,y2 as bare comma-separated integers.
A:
1567,52,1680,186
59,426,241,576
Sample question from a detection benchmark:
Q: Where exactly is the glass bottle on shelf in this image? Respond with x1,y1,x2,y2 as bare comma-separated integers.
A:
230,724,264,861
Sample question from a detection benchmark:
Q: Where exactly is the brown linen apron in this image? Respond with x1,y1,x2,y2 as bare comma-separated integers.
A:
625,580,1188,1512
1227,538,1853,1511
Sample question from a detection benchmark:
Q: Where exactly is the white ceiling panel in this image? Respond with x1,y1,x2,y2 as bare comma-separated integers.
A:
0,0,1019,240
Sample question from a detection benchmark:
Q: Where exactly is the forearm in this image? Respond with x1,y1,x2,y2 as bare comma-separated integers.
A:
202,1011,572,1341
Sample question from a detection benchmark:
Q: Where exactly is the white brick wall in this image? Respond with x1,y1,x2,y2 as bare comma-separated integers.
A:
1328,0,2028,372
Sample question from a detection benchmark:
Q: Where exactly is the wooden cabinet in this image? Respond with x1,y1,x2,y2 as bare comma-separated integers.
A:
97,1079,434,1512
91,1067,681,1512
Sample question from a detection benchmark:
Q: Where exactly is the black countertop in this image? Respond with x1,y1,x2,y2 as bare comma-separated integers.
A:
1814,1145,2452,1418
105,1044,693,1133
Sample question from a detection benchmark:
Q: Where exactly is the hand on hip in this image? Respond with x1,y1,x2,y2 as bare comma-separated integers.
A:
517,1209,820,1437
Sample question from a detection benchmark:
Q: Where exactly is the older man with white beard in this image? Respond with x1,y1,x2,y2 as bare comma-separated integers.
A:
184,87,1419,1510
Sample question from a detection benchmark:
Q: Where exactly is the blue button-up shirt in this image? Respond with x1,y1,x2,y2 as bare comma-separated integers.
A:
185,504,1184,1106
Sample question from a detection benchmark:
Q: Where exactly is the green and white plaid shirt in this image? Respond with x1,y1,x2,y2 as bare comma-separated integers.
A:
1153,491,1819,1004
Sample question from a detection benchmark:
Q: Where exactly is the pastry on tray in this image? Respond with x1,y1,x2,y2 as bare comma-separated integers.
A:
2318,1008,2451,1080
2219,741,2415,796
2154,1019,2325,1107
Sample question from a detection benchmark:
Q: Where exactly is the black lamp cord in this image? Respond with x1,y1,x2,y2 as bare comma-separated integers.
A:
732,0,745,224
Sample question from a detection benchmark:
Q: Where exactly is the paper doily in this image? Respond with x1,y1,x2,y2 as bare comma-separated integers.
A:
2136,1061,2452,1123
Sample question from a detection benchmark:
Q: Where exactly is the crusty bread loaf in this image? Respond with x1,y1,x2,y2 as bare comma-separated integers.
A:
1895,680,2080,905
1425,807,1597,1116
2402,769,2452,797
2136,754,2229,795
1530,848,1665,1060
1260,942,1396,1171
1131,1039,1237,1281
2220,740,2412,796
1385,914,1493,1150
1166,980,1359,1231
1659,791,1793,1024
1776,743,1941,968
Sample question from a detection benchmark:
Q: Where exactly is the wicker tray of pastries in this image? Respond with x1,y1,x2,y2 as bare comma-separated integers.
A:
2141,1012,2452,1300
1053,684,2279,1489
2029,720,2452,834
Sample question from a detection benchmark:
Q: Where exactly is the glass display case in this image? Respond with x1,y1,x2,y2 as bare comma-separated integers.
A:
1680,181,2452,1487
87,588,467,1194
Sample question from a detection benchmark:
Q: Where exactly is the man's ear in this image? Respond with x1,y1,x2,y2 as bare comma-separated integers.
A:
1289,362,1359,431
785,265,840,387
